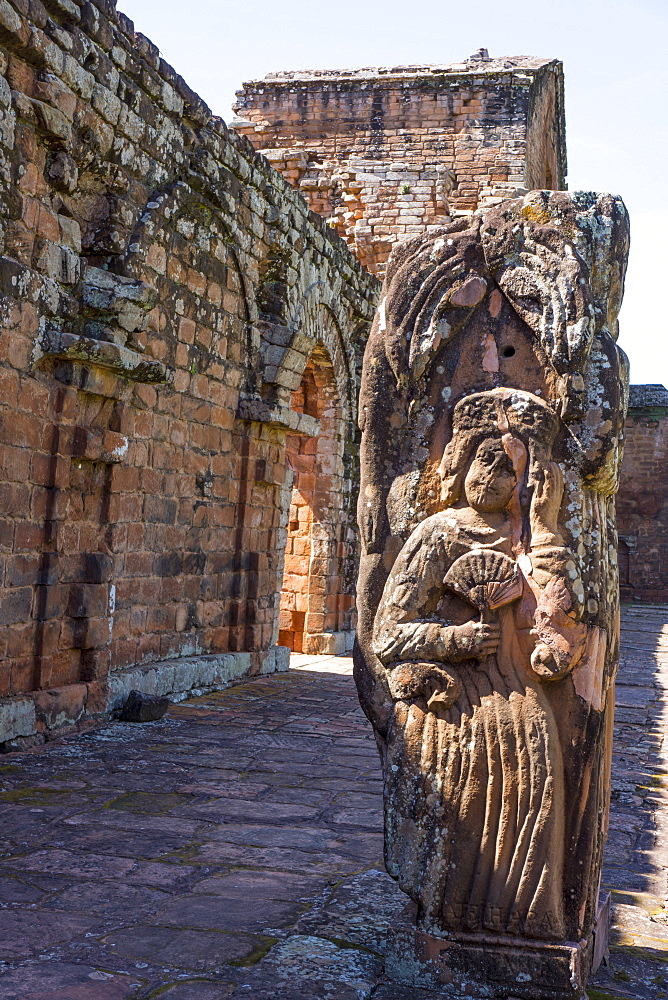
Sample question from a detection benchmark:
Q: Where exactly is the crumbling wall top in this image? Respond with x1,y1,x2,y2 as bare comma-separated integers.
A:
628,384,668,410
252,54,558,86
234,53,566,277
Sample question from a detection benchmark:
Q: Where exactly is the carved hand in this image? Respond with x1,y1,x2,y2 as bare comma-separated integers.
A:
530,641,573,682
529,461,564,540
450,621,501,659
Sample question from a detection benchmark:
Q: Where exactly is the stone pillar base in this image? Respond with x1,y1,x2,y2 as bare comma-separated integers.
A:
385,896,610,999
302,630,355,655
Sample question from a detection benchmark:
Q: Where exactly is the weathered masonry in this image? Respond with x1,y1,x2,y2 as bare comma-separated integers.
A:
617,384,668,603
235,57,666,610
0,7,657,750
0,0,378,747
233,52,566,275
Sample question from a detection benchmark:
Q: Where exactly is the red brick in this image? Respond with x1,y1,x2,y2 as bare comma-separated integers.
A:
9,656,35,696
33,683,87,729
13,521,44,551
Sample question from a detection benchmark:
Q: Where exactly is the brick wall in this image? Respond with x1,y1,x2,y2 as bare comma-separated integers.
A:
233,52,566,275
0,0,379,745
617,385,668,603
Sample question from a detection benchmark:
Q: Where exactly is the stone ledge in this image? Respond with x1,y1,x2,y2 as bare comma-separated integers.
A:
246,56,558,86
628,383,668,410
107,645,290,710
237,394,321,436
36,329,173,384
0,646,290,748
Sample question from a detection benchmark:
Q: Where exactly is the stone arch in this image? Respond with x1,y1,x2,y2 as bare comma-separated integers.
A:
244,277,366,657
260,280,357,418
278,339,355,654
112,179,258,376
299,296,356,426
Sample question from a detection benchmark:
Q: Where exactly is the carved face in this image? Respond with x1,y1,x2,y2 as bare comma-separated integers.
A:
464,439,517,512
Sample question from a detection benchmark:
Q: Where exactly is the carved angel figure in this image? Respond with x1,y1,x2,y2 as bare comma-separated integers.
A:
355,193,629,995
372,389,587,940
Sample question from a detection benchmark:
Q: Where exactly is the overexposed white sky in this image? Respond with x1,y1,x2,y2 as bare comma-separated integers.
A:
120,0,667,385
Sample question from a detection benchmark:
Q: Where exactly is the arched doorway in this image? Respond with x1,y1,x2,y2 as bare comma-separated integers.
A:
278,344,354,654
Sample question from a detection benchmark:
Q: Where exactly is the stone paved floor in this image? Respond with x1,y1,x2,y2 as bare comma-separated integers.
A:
0,608,667,999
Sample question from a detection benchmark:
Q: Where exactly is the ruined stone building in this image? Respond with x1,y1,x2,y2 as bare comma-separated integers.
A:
0,2,661,748
233,53,566,275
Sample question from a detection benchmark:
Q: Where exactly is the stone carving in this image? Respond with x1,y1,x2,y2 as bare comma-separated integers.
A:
354,191,629,998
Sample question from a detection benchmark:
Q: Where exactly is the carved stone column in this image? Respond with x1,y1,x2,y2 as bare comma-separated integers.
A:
354,191,629,999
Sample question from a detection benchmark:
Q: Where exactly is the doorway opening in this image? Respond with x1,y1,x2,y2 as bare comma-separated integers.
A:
278,345,351,653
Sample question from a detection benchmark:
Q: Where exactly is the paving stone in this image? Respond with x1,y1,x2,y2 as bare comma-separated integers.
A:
175,781,270,798
0,874,46,903
192,869,331,900
0,848,136,879
61,809,205,837
43,826,194,860
262,787,336,807
106,791,196,813
0,910,99,959
326,806,385,829
153,983,236,1000
0,848,199,888
0,962,144,999
372,983,457,1000
230,934,381,999
153,893,302,932
202,822,363,852
101,925,260,970
42,880,169,917
182,798,321,824
295,868,406,953
192,841,362,874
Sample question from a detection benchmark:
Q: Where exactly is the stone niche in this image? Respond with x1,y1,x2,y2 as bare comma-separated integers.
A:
354,190,629,998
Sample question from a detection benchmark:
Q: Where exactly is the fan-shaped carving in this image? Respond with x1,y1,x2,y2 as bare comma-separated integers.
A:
444,549,522,611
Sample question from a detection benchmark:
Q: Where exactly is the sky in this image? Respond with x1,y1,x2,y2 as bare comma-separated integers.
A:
119,0,667,385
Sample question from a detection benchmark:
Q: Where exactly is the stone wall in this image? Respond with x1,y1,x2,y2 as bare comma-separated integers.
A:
233,52,566,275
618,385,668,603
0,0,379,746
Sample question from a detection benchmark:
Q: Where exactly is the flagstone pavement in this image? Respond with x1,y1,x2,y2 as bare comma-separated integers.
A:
0,605,667,999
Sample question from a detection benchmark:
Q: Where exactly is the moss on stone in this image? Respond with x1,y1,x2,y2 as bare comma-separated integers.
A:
228,935,279,967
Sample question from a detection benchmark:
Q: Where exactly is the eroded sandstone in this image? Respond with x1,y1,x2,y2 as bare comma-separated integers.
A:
355,189,630,998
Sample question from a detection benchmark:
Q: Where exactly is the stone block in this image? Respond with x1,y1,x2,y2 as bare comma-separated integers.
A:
303,631,351,656
260,644,290,675
33,684,87,730
0,696,36,743
106,652,254,712
384,899,609,999
119,689,169,722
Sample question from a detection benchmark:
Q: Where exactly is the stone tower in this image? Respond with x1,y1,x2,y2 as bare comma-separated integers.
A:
233,52,566,274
